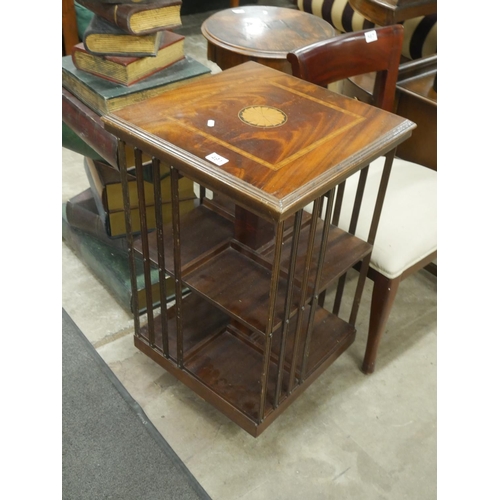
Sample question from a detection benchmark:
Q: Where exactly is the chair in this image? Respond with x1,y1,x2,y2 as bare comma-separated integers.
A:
287,25,437,373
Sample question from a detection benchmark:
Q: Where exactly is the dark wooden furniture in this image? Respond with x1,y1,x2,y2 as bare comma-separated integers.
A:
342,54,437,170
349,0,437,25
288,25,436,373
201,5,336,74
386,55,436,170
102,61,413,436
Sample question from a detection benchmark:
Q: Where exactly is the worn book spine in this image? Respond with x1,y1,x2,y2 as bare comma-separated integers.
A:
62,120,107,163
62,87,119,166
83,157,198,238
83,157,196,212
83,14,163,57
84,157,133,213
77,0,182,34
63,203,171,313
62,88,152,168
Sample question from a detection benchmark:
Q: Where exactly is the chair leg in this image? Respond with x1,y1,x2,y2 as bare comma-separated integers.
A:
362,273,401,374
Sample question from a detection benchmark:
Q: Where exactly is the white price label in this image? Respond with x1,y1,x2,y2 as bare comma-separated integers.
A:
365,30,378,43
206,153,229,166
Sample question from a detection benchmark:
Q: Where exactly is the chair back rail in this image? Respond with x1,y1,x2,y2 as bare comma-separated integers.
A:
287,25,404,112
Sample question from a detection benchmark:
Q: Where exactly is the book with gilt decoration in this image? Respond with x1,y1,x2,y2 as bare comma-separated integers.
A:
77,0,182,35
83,14,165,57
62,55,211,115
74,30,185,86
83,157,197,237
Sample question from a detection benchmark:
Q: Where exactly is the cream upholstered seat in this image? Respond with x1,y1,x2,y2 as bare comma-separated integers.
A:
337,156,436,280
288,25,437,373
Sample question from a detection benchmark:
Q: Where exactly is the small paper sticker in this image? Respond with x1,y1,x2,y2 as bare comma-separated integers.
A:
365,30,378,43
207,119,215,127
206,153,229,166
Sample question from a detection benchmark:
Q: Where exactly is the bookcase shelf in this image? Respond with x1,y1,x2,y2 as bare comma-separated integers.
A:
184,239,298,335
137,292,355,431
135,202,372,335
264,219,373,295
133,204,235,274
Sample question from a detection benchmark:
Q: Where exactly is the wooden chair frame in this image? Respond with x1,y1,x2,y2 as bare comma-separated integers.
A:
288,25,436,373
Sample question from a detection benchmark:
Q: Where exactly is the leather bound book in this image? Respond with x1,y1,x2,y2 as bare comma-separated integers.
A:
62,120,107,163
63,87,121,167
63,202,171,314
83,157,196,213
83,157,198,238
74,30,185,86
77,0,182,35
62,56,211,115
66,188,129,253
62,87,153,168
83,15,164,57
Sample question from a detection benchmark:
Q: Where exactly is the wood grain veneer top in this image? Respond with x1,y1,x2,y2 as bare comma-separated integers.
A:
201,6,335,59
102,61,414,220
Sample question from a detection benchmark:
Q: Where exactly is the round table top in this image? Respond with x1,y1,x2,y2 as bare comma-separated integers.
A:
201,6,336,60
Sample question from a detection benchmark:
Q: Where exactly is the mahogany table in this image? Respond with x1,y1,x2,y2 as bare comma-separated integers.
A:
201,5,336,74
102,62,414,437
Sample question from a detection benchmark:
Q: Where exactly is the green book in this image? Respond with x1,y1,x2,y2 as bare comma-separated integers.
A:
63,202,173,314
62,121,106,162
62,55,211,115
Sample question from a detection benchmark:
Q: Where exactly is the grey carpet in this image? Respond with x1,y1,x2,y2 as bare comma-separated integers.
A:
62,308,211,500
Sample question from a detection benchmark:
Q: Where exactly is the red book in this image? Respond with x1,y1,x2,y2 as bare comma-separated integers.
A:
73,30,185,86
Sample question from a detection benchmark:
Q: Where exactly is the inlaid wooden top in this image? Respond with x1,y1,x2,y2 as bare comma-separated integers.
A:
102,62,414,221
349,0,437,25
201,6,336,60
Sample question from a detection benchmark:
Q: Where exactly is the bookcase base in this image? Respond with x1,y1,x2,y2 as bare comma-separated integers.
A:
134,293,356,437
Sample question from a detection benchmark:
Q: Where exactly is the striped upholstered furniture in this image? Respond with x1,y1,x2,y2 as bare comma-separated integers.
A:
296,0,437,60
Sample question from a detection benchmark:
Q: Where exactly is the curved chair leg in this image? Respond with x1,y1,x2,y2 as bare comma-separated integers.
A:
362,273,401,374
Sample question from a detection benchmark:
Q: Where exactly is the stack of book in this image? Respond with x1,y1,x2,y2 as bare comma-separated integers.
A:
62,0,208,313
62,158,197,313
62,0,211,118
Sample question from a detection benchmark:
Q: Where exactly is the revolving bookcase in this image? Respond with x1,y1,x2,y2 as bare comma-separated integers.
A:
102,61,414,436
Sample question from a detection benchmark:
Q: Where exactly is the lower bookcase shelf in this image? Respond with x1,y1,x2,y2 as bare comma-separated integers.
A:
136,291,356,437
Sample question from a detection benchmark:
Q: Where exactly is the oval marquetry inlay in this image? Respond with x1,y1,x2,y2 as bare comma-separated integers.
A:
238,106,287,128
